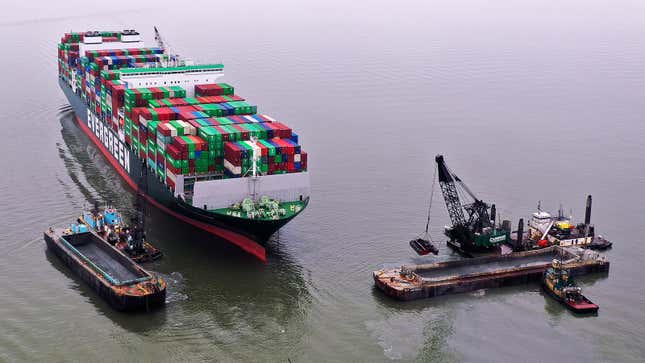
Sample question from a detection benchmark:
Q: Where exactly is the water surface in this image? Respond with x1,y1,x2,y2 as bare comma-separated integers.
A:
1,1,644,361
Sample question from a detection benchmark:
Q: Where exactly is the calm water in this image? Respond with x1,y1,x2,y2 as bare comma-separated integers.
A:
1,1,645,361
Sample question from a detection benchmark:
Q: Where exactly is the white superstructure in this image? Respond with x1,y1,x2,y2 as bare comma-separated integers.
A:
117,67,224,97
78,30,144,56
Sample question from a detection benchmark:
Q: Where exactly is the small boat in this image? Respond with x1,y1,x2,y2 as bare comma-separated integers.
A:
44,225,166,311
542,260,599,314
410,238,439,255
79,204,162,263
587,235,612,250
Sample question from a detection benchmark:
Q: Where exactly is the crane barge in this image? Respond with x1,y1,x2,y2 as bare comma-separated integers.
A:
435,155,510,255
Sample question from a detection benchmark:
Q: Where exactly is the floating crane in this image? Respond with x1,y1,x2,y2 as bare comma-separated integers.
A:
435,155,509,253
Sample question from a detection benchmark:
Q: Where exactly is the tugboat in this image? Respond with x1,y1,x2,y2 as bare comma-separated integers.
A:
79,203,162,263
542,259,599,314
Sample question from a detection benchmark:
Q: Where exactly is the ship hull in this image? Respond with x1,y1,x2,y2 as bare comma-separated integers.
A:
59,78,305,262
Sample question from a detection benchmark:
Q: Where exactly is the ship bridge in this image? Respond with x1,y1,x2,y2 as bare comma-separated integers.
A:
116,64,225,97
79,30,144,55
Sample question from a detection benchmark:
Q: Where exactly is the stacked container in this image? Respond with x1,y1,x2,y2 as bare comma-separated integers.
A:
58,31,307,195
223,138,306,177
194,83,234,96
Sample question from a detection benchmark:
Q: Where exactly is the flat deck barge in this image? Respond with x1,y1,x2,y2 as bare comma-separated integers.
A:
373,247,609,301
44,227,166,311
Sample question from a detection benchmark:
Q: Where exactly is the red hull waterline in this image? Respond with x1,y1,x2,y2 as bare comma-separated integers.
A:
74,115,267,262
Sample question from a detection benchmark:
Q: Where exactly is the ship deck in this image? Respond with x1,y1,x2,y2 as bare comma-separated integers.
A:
75,242,140,281
373,247,610,300
417,254,555,281
59,229,147,283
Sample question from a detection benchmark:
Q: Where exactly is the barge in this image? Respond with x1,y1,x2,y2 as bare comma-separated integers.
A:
373,246,609,301
44,226,166,311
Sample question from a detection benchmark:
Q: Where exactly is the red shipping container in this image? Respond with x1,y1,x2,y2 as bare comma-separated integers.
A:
207,118,221,126
166,144,181,159
137,108,152,123
157,123,172,136
149,87,163,99
155,107,177,121
166,176,175,189
224,142,242,165
271,122,292,139
195,84,223,96
170,98,187,106
231,124,249,140
213,126,230,141
173,137,189,152
257,142,268,156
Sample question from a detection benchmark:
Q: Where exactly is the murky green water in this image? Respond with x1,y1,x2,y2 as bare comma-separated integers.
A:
1,1,644,361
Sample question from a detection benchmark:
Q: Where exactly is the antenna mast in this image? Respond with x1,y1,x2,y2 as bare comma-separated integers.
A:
154,26,172,67
248,136,262,201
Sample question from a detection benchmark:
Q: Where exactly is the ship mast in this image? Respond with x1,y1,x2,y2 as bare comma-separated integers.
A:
249,136,261,201
154,26,176,67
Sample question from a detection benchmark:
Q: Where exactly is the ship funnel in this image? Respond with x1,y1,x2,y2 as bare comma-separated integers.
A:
584,195,592,225
502,220,511,232
490,204,496,228
516,218,524,251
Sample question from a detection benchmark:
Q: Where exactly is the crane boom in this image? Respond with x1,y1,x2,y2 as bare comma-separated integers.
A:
436,155,466,227
153,26,165,51
434,155,506,252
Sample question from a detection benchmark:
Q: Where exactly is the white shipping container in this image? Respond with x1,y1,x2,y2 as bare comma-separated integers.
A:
178,120,195,136
224,159,241,175
166,168,176,182
262,114,276,122
166,124,177,137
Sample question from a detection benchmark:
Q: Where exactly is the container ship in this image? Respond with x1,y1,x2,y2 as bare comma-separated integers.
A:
57,29,310,262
